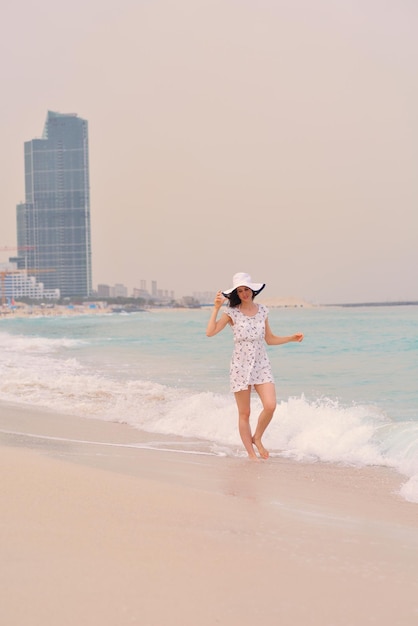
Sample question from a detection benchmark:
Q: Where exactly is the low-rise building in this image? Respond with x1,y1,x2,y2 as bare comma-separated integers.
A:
1,264,60,302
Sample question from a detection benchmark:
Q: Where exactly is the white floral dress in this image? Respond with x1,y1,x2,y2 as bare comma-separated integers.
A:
226,304,274,392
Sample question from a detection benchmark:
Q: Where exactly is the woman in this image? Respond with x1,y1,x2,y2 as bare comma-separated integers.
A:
206,272,304,460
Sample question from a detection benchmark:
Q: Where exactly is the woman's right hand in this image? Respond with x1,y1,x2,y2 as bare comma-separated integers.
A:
214,291,226,309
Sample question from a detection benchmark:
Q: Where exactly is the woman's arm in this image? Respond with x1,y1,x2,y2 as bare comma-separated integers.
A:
264,319,304,346
206,291,231,337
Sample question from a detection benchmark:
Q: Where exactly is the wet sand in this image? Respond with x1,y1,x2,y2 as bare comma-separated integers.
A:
1,403,418,626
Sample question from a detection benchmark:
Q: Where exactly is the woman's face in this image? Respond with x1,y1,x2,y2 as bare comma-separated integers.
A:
237,286,253,302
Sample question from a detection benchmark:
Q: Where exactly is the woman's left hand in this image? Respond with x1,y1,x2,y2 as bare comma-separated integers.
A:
293,333,304,342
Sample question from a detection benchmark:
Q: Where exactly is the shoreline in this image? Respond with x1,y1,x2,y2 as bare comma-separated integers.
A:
2,299,417,320
0,299,314,319
1,400,417,512
1,401,418,625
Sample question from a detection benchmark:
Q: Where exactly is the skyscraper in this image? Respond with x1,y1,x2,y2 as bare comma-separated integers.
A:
16,111,92,298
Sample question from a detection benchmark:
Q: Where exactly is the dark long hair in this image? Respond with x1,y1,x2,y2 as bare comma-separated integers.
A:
227,288,255,308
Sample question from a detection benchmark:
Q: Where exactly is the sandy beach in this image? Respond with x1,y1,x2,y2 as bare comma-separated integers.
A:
1,403,418,626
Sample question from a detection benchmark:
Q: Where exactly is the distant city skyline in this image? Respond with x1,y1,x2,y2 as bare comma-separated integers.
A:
97,279,176,301
2,1,418,304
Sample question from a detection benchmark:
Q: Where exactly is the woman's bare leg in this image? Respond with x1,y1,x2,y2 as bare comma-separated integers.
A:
252,383,277,459
234,388,258,460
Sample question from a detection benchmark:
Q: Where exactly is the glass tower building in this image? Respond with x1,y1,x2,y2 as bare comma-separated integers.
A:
16,111,92,298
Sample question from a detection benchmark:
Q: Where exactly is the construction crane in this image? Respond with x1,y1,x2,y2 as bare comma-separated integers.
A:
0,246,34,252
0,246,35,268
0,245,35,260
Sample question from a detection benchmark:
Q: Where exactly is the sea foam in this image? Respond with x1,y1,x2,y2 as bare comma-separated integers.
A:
1,329,417,503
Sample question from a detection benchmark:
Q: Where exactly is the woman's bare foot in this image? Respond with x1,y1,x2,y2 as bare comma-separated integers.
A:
245,444,260,461
252,436,269,459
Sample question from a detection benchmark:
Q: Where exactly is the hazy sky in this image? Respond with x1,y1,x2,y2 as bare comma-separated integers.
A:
1,0,417,303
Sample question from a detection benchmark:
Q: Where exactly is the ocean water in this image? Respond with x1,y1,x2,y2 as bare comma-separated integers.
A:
0,305,417,503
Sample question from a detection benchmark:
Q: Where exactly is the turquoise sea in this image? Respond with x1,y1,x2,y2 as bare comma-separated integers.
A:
0,305,417,502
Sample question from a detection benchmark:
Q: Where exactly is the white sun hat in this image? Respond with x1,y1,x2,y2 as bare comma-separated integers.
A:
222,272,265,298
